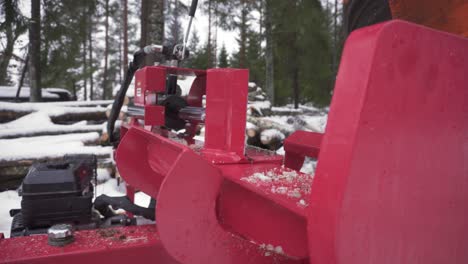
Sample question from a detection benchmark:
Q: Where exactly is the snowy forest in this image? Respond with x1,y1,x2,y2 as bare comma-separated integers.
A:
0,0,344,107
0,0,345,239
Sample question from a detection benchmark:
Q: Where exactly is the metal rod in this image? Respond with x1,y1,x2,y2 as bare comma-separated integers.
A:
181,17,193,61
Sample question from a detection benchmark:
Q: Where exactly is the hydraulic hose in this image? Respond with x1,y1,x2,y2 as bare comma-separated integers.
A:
107,49,146,145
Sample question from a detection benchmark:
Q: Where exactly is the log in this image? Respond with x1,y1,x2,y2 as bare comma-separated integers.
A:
246,121,286,151
247,116,293,136
0,110,29,123
0,124,104,139
50,111,107,124
0,109,107,124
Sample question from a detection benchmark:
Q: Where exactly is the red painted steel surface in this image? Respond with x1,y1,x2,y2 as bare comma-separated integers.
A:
308,20,468,264
0,225,179,264
156,150,303,264
203,69,249,163
134,67,167,106
144,105,165,126
116,126,186,197
284,131,322,170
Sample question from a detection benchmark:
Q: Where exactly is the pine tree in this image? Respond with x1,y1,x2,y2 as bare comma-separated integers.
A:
245,31,264,86
218,44,229,68
0,0,28,85
271,0,333,107
166,0,186,45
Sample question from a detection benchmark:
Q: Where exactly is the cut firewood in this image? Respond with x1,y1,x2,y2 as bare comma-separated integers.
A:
247,116,293,136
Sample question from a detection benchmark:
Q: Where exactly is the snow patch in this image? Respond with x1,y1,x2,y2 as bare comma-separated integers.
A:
0,132,112,161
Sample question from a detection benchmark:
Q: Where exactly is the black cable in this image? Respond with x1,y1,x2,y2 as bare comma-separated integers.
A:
108,50,146,145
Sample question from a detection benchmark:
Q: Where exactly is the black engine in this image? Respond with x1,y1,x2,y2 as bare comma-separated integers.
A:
9,155,152,237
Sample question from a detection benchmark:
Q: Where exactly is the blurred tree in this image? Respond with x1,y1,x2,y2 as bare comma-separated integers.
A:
218,44,229,68
271,0,333,107
122,0,128,74
141,0,165,66
264,0,274,104
185,28,207,69
166,0,187,45
40,1,94,92
102,0,110,99
245,31,264,87
0,0,28,85
29,0,41,102
87,0,98,100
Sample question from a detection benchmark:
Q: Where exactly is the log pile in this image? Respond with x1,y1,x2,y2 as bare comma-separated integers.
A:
0,100,116,190
245,83,326,151
0,101,110,124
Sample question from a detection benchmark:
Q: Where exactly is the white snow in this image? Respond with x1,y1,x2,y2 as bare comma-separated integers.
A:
263,114,328,134
260,129,285,145
0,101,106,117
0,112,104,138
246,122,258,131
271,106,303,113
248,101,272,115
46,100,113,107
255,95,265,100
0,191,21,238
0,131,112,161
0,86,60,99
96,168,112,182
300,157,317,175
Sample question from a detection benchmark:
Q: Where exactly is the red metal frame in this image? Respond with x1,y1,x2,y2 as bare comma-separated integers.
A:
1,20,468,264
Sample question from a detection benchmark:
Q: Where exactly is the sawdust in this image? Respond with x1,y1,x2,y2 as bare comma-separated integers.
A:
241,167,313,208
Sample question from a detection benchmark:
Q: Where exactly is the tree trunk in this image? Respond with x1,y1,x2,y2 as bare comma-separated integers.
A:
29,0,41,102
239,0,248,68
332,0,338,74
0,1,26,85
103,0,110,99
83,39,88,101
88,16,94,100
207,0,213,68
15,52,29,100
265,0,275,105
141,0,165,66
213,1,218,66
123,0,129,73
293,62,299,109
140,0,149,48
0,42,14,85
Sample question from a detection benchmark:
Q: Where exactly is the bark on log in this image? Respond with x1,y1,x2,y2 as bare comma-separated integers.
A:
50,111,107,124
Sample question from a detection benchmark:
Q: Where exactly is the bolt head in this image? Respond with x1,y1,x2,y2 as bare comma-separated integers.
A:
48,224,75,246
